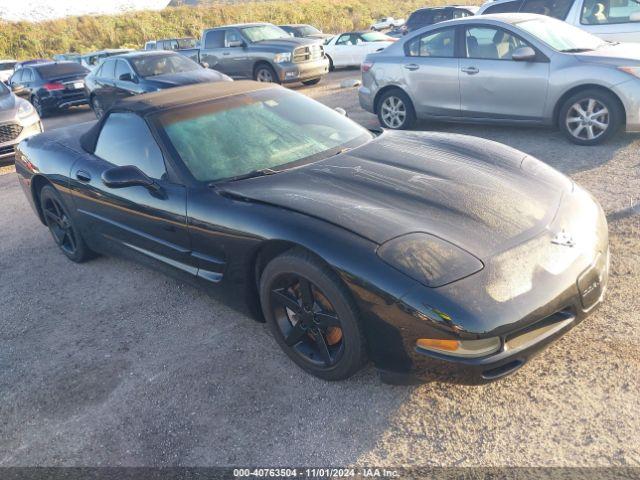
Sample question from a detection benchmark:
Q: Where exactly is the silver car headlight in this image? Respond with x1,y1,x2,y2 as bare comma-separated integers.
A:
377,233,484,287
17,100,36,120
273,52,292,63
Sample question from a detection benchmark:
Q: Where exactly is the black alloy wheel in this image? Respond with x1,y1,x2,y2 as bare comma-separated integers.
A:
260,249,367,380
39,185,93,262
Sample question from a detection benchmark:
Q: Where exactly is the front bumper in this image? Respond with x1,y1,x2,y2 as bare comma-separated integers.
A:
0,114,43,160
276,58,329,83
613,78,640,133
40,89,88,111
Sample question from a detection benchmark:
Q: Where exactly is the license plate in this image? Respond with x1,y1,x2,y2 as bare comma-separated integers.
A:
73,82,84,89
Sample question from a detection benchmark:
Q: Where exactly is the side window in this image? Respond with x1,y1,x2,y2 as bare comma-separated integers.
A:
581,0,640,24
101,60,116,79
465,27,531,60
115,60,133,81
483,0,524,13
406,28,456,57
95,113,167,180
204,30,225,49
521,0,573,18
11,69,23,83
23,69,34,82
432,11,450,23
453,9,471,18
225,29,242,46
336,34,353,45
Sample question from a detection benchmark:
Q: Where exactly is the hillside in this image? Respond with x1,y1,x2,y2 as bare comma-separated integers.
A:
0,0,460,59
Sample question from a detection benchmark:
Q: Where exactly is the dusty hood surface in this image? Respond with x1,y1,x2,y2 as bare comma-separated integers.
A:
576,42,640,65
220,131,569,259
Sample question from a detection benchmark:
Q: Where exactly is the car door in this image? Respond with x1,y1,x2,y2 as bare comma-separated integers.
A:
114,59,144,102
402,27,461,118
69,112,194,272
222,29,251,77
459,25,550,121
332,34,358,67
94,59,117,110
200,29,232,74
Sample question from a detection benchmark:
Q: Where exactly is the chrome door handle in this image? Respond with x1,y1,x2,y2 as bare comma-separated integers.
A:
461,66,479,75
403,64,419,71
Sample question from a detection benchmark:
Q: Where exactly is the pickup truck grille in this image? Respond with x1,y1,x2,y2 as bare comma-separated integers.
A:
293,44,324,63
0,123,22,144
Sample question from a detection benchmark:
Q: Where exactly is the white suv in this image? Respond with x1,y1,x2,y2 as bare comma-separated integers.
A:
477,0,640,42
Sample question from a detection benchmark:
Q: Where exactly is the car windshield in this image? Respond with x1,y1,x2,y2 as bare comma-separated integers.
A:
241,25,290,42
132,54,200,77
37,62,88,79
0,62,16,71
517,18,607,51
157,88,372,182
361,32,393,42
297,25,322,36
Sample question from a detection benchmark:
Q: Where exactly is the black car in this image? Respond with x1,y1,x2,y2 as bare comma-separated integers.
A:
9,62,89,117
84,51,232,118
404,6,478,33
15,81,609,384
278,24,331,40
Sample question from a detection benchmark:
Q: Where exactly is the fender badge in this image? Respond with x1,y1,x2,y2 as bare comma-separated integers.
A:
551,230,575,248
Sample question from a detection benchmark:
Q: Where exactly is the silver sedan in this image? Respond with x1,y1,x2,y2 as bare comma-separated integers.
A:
359,13,640,145
0,82,42,161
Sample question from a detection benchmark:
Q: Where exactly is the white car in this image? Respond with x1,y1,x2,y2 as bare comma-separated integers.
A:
371,17,405,31
477,0,640,42
324,31,396,69
0,60,17,84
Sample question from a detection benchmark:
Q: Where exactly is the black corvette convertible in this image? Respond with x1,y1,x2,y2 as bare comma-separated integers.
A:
15,81,609,383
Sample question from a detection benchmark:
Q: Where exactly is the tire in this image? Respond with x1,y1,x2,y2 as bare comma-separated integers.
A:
91,95,104,119
377,89,416,130
326,55,335,72
302,78,321,86
558,88,623,146
260,248,367,381
31,95,48,118
39,185,94,263
253,63,280,84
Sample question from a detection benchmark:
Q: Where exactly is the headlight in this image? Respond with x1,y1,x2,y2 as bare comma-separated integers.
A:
273,52,292,63
17,100,36,119
618,66,640,79
377,233,483,287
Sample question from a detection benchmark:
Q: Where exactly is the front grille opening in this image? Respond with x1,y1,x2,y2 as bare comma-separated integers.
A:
0,124,22,143
293,45,324,63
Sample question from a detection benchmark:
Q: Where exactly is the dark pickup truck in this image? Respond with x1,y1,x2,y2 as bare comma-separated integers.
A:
178,23,329,85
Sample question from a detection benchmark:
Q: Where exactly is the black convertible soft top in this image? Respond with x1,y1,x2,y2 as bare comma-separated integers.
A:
80,80,276,153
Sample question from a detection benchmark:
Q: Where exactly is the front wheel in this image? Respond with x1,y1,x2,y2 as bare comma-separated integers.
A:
302,78,321,86
558,89,622,146
260,249,367,381
377,89,416,130
254,64,280,84
40,185,94,263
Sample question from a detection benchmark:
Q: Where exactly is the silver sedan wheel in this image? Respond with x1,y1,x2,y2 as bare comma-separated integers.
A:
380,96,407,129
566,98,609,141
256,68,274,82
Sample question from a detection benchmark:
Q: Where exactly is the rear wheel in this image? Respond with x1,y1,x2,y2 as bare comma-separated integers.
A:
377,89,416,130
558,89,622,146
91,95,104,119
254,64,279,84
260,249,367,381
302,77,322,86
40,185,93,263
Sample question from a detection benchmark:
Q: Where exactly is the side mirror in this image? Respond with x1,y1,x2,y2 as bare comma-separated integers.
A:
11,84,27,96
334,107,347,117
102,165,154,189
119,73,137,83
200,61,210,69
512,46,537,62
227,40,244,48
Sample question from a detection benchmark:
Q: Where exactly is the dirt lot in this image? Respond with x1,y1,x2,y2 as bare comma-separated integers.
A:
0,70,639,467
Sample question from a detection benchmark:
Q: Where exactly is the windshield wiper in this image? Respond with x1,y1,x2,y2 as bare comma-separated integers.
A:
209,168,280,186
560,48,594,53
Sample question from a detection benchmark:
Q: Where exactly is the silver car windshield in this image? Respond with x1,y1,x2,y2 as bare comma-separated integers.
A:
517,18,608,52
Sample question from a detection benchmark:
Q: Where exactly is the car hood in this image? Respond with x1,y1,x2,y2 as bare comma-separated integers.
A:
0,92,18,122
145,69,232,88
219,131,570,260
575,42,640,65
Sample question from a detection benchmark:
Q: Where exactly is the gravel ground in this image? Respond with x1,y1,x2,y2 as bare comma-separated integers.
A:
0,70,639,467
